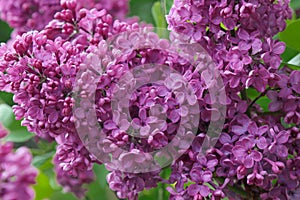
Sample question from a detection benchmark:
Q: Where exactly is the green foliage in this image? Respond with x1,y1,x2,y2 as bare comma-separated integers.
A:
0,20,12,42
281,46,299,62
0,91,14,106
161,0,173,14
246,88,271,112
152,2,167,27
129,0,157,24
290,0,300,10
0,104,34,142
34,171,56,200
280,19,300,52
152,1,170,38
285,53,300,70
85,165,118,200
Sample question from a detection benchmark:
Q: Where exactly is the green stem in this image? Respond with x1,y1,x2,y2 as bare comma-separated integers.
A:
158,169,168,200
226,184,250,199
158,181,167,200
247,87,270,109
215,177,250,199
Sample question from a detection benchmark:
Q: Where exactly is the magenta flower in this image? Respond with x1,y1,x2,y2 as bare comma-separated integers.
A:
290,71,300,94
267,90,283,112
232,137,263,168
237,29,262,54
262,39,285,69
246,67,270,92
268,129,290,158
0,124,38,200
226,47,252,71
247,122,269,150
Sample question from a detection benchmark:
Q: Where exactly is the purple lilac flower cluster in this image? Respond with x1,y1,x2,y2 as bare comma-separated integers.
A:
0,123,38,200
166,0,300,199
0,0,129,39
0,1,141,198
0,0,298,200
71,25,218,197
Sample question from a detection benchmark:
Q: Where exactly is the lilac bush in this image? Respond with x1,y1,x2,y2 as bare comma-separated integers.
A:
0,123,37,200
0,0,299,199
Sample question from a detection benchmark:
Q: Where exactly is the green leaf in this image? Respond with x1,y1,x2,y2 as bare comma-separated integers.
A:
290,0,300,10
50,191,77,200
161,0,173,14
4,128,34,142
280,19,300,52
0,104,34,142
256,96,271,112
152,1,169,38
33,152,55,168
0,91,14,106
0,20,12,42
86,165,118,200
152,1,167,28
281,46,299,62
281,53,300,70
288,53,300,67
0,104,14,127
129,0,157,24
246,88,271,112
33,171,55,200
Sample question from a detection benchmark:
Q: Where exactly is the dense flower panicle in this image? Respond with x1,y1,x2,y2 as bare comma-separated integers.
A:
0,124,38,200
72,26,223,197
0,4,136,197
0,0,129,39
0,5,138,140
166,0,300,199
54,155,95,199
107,170,162,200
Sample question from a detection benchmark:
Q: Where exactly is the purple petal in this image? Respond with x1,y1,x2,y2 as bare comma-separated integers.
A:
257,137,268,150
231,125,246,135
104,120,117,130
207,159,218,169
247,122,258,135
197,156,207,166
251,150,262,162
239,41,251,51
290,71,300,94
251,39,262,54
219,132,232,144
140,125,150,137
199,185,210,197
272,42,285,55
139,108,147,121
232,145,246,158
237,29,250,40
201,171,212,182
244,156,254,168
258,125,268,136
269,101,282,112
48,112,58,123
187,184,201,196
277,131,289,144
276,145,288,158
